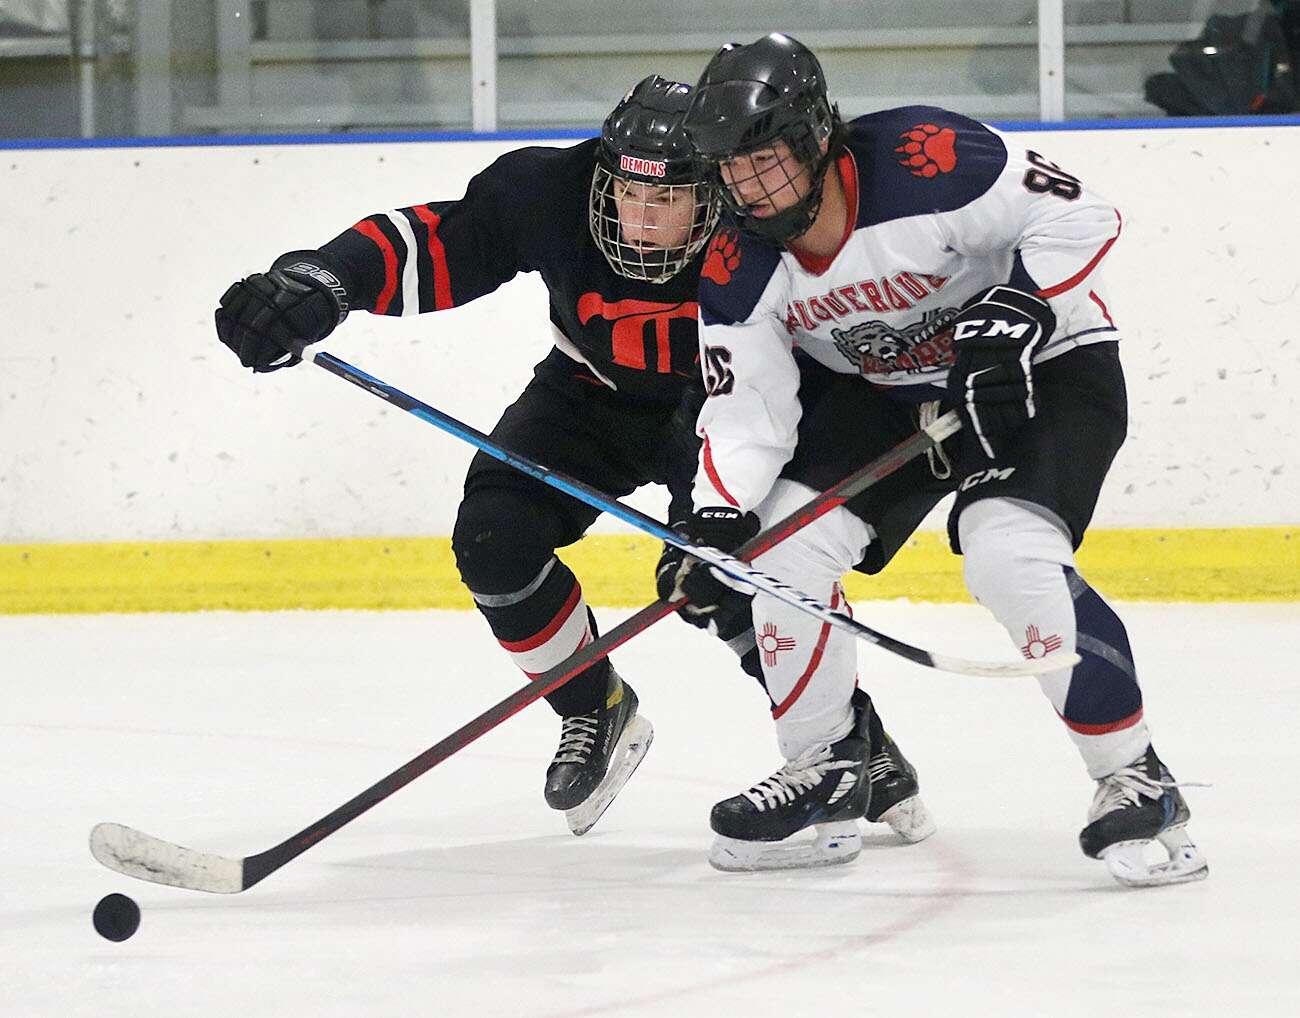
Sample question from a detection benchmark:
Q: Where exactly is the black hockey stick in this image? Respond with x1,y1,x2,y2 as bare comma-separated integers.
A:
90,393,975,894
308,353,1066,677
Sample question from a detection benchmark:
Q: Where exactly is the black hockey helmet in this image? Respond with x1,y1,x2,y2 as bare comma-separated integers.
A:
590,75,720,282
683,33,841,243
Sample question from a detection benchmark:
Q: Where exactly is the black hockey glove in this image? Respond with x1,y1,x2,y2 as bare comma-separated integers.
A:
215,251,350,373
655,506,760,632
947,285,1056,460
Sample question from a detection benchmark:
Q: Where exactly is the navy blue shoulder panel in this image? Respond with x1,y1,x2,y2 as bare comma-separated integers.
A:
698,226,783,327
846,106,1008,228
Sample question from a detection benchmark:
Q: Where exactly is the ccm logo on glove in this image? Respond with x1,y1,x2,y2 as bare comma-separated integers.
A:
953,316,1035,343
947,285,1056,460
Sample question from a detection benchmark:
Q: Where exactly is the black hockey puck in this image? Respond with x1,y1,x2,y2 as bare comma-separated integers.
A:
93,893,140,942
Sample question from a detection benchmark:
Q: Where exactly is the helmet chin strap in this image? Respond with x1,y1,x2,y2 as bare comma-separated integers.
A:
722,141,837,245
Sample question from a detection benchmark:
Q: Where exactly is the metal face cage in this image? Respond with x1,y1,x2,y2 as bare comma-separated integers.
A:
589,163,720,283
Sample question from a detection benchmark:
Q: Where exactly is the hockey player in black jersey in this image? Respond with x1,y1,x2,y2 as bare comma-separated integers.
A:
213,76,714,837
213,74,931,848
663,33,1206,884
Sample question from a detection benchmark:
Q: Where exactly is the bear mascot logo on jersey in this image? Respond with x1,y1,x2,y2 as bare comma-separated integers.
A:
830,307,959,376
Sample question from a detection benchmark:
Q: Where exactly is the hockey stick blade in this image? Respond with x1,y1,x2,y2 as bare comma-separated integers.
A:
311,353,1051,677
87,601,681,894
87,404,959,894
90,822,243,893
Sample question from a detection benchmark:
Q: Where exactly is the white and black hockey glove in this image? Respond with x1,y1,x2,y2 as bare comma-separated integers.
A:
655,506,760,633
216,250,350,373
947,285,1056,459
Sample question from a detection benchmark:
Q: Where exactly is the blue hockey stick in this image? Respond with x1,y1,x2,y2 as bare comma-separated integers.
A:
309,351,1075,680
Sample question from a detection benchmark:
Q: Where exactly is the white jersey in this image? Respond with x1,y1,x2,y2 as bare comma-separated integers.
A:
691,106,1123,513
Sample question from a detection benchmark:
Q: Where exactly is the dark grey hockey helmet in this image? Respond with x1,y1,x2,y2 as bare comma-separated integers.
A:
590,75,720,282
683,33,841,243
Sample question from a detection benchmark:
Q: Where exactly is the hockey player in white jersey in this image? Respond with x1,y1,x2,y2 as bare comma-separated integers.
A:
659,33,1206,885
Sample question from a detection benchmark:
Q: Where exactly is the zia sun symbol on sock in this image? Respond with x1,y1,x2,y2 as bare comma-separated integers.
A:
1020,623,1063,660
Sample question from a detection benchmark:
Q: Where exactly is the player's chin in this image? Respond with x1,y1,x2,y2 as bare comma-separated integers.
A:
619,235,662,254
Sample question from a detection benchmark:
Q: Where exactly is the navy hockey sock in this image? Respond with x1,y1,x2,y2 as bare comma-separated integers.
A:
1059,566,1144,733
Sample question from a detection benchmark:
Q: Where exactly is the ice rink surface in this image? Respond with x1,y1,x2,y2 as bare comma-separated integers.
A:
4,602,1299,1018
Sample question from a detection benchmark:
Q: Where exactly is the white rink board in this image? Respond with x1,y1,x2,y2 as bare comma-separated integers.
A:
2,125,1298,542
3,604,1299,1017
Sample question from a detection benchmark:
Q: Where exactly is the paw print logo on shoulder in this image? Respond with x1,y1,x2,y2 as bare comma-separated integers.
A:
895,123,958,178
702,229,742,285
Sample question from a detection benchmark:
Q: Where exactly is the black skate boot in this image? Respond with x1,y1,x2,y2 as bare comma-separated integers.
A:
709,697,872,872
855,690,937,844
1079,744,1207,887
544,668,653,836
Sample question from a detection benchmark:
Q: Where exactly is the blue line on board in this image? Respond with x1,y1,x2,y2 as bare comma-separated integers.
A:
4,114,1300,151
0,128,596,151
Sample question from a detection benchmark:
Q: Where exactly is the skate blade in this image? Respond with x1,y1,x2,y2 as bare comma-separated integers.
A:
709,821,863,873
874,795,937,844
564,715,654,837
1101,825,1209,888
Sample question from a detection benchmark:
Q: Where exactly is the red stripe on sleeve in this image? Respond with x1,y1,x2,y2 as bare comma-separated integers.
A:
1088,289,1115,327
1035,210,1123,300
351,219,399,315
410,205,455,310
701,433,740,508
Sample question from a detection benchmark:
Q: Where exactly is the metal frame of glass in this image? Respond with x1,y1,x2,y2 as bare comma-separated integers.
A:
2,1,1296,139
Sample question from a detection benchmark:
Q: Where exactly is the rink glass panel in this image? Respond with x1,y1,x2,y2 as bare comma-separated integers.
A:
0,1,1280,140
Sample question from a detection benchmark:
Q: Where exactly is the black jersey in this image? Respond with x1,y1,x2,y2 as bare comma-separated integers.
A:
320,138,704,407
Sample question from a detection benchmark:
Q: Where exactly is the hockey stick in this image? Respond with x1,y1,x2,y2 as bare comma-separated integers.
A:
306,352,1071,679
89,391,995,894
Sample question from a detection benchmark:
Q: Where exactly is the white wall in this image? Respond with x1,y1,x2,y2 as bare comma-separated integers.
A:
2,125,1297,543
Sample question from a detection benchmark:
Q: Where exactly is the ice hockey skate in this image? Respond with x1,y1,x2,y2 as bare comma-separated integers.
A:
858,690,936,844
709,699,871,872
1079,744,1207,888
544,668,653,836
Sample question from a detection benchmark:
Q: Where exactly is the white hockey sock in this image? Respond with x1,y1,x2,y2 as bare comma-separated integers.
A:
750,480,872,760
754,584,859,760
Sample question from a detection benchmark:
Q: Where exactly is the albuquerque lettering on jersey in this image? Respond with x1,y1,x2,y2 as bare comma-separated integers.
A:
783,271,950,335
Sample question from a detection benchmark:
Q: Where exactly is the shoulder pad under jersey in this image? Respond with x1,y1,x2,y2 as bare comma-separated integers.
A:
698,226,783,326
477,138,595,210
847,106,1008,227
